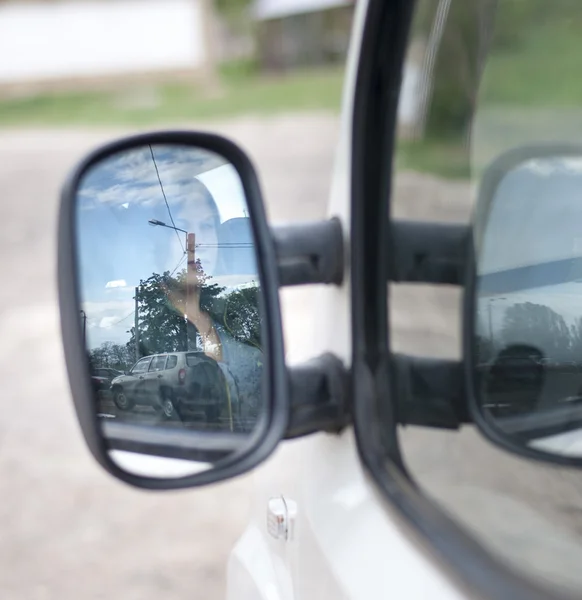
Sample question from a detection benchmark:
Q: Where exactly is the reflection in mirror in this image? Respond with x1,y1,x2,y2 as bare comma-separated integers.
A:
475,154,582,458
110,451,210,478
75,143,264,477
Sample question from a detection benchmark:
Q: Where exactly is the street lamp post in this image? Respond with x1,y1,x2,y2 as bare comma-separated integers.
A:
149,218,196,350
148,219,188,252
134,286,140,362
79,310,87,345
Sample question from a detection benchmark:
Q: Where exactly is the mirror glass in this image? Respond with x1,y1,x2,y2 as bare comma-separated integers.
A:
75,143,264,477
475,154,582,458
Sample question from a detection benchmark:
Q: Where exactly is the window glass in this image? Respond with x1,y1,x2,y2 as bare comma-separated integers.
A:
186,352,204,367
391,0,582,594
149,355,167,372
131,358,151,374
166,355,178,370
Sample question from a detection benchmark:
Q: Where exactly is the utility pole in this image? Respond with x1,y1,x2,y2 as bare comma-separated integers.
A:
186,232,197,350
80,310,87,346
134,286,140,362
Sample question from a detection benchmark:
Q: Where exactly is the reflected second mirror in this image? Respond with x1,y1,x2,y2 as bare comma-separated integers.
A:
474,152,582,460
74,142,265,477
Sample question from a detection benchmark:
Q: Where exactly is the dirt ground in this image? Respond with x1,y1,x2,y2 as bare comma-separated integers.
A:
0,114,338,600
2,113,582,599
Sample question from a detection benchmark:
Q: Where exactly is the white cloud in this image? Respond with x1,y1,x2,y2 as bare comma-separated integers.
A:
99,316,121,329
79,145,229,211
83,300,134,313
105,279,127,289
79,177,215,211
522,156,582,177
214,274,259,289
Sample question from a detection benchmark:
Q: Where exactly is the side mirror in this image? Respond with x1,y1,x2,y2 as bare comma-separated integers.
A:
467,144,582,465
58,131,288,489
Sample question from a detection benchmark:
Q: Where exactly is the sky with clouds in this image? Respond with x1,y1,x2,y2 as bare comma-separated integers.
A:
76,144,258,351
477,156,582,339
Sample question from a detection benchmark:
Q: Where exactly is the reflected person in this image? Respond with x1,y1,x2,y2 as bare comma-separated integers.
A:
172,178,263,432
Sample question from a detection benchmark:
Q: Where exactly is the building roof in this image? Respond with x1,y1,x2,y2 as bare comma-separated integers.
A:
253,0,353,21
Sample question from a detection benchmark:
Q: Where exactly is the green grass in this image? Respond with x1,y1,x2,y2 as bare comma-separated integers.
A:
396,138,470,180
0,66,345,127
3,13,581,183
481,17,582,108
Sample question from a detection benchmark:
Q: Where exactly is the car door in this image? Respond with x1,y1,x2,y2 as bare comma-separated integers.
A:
144,354,168,405
125,357,152,405
93,368,109,390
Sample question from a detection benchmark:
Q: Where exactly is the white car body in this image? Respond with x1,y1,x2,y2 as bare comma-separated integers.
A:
226,1,466,598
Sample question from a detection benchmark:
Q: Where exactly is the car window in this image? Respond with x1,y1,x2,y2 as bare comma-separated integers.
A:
131,358,151,374
149,355,167,372
391,0,582,595
166,355,178,370
186,352,204,367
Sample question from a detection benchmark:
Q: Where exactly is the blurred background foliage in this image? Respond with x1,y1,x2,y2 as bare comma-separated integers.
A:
2,0,582,180
399,0,582,179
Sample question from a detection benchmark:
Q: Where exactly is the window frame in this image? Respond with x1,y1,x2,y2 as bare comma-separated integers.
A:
149,355,168,372
131,357,152,375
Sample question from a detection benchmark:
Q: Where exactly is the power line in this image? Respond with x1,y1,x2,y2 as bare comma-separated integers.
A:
196,244,254,248
170,254,187,277
149,145,185,254
112,310,135,326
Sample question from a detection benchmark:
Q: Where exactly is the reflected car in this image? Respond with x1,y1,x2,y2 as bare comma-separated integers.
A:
110,351,231,421
483,353,544,416
91,367,124,394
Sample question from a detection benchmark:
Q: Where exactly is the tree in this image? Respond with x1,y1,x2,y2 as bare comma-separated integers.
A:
419,0,498,139
214,0,253,32
501,302,571,361
127,260,261,358
89,342,133,372
410,0,569,141
127,259,223,357
221,285,261,349
475,333,495,364
569,317,582,360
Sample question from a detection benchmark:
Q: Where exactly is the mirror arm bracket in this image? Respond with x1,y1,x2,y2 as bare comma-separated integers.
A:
284,353,351,439
393,354,470,429
391,220,469,285
271,218,344,287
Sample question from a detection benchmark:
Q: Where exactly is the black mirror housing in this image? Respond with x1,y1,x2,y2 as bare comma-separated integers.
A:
466,143,582,468
58,130,289,490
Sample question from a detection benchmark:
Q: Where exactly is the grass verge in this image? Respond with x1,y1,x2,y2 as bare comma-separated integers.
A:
0,66,345,127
